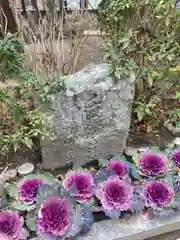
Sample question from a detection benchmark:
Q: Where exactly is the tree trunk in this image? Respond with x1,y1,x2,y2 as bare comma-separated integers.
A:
31,0,39,24
80,0,88,16
58,0,65,23
80,0,88,8
21,0,28,19
46,0,55,25
0,0,18,36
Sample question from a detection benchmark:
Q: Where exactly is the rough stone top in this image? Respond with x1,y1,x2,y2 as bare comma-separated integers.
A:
65,63,135,96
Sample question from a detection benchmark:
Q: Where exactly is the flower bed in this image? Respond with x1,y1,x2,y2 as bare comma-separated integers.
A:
1,143,180,239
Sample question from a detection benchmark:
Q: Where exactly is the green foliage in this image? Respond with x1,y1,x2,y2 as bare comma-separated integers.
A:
21,172,56,182
98,0,180,127
0,36,54,156
11,202,36,212
38,73,67,102
4,183,18,200
0,35,23,79
167,92,180,125
25,212,36,231
0,109,54,155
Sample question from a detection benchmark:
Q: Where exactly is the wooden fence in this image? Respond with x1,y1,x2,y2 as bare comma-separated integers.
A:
15,0,101,10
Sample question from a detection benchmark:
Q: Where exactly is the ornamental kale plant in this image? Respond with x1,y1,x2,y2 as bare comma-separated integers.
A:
4,172,56,212
18,178,44,205
171,149,180,168
137,152,168,177
63,170,95,203
107,158,128,179
96,177,133,219
0,211,24,240
3,144,180,238
36,184,93,239
142,180,175,217
143,180,174,207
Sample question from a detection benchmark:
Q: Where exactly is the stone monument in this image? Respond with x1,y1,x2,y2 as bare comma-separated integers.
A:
40,63,135,169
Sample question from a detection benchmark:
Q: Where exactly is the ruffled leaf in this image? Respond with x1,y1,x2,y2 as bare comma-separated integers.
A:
165,142,175,155
174,193,180,209
40,171,56,182
66,216,82,238
4,183,18,200
11,202,36,211
104,209,121,219
98,158,109,167
85,198,97,207
72,165,84,171
25,211,36,231
21,172,55,184
173,176,180,192
69,183,78,195
132,152,140,165
36,184,58,204
111,154,127,162
129,164,141,180
1,189,7,210
60,186,77,205
79,205,93,234
66,204,93,238
163,174,174,187
39,233,65,240
94,168,116,184
131,195,145,213
19,228,29,240
134,185,143,194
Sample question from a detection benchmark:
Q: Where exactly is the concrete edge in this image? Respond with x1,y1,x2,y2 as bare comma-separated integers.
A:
120,221,180,240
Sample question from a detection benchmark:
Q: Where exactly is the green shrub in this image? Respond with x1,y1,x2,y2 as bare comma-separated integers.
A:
0,36,54,156
98,0,180,127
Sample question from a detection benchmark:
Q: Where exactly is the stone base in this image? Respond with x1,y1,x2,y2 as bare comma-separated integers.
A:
78,212,180,240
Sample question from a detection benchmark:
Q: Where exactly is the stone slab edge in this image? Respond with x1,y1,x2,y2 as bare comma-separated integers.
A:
78,211,180,240
120,221,180,240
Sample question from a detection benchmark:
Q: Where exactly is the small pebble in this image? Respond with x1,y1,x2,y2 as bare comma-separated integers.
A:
18,163,34,176
138,147,150,153
174,137,180,146
124,147,137,156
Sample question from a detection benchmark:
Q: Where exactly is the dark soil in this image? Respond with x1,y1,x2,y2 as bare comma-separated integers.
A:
130,97,180,140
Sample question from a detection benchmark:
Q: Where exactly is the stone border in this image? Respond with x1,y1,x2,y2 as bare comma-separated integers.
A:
78,212,180,240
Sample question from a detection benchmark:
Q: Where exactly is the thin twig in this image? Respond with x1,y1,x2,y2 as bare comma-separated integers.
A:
0,166,8,176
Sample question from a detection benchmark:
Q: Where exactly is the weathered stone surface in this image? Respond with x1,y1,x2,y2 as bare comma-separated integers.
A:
164,121,180,137
77,212,180,240
41,63,135,169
